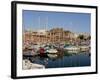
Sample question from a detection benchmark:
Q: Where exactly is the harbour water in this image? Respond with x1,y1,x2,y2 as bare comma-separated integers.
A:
24,51,91,68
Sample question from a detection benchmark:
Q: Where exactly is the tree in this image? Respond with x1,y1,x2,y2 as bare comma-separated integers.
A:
78,34,84,40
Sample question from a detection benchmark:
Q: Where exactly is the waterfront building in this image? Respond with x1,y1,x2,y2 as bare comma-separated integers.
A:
23,28,90,46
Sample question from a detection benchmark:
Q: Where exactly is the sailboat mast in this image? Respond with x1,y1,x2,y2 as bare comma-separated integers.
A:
59,27,60,43
46,17,48,44
38,17,40,44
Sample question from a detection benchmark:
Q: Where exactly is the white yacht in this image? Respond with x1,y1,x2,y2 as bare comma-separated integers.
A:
46,48,58,53
64,46,80,53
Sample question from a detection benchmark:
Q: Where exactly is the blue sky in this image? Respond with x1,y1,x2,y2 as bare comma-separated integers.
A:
23,10,91,33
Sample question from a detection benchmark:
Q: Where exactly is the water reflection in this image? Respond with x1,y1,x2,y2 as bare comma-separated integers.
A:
23,51,91,68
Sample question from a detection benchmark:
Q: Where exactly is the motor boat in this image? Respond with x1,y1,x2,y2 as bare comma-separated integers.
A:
64,46,80,53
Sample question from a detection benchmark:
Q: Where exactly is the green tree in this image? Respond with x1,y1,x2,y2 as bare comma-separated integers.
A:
78,34,84,40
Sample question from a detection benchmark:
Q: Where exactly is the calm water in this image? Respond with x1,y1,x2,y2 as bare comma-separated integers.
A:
24,51,91,68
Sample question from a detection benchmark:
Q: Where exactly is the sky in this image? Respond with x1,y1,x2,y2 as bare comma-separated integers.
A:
23,10,91,33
